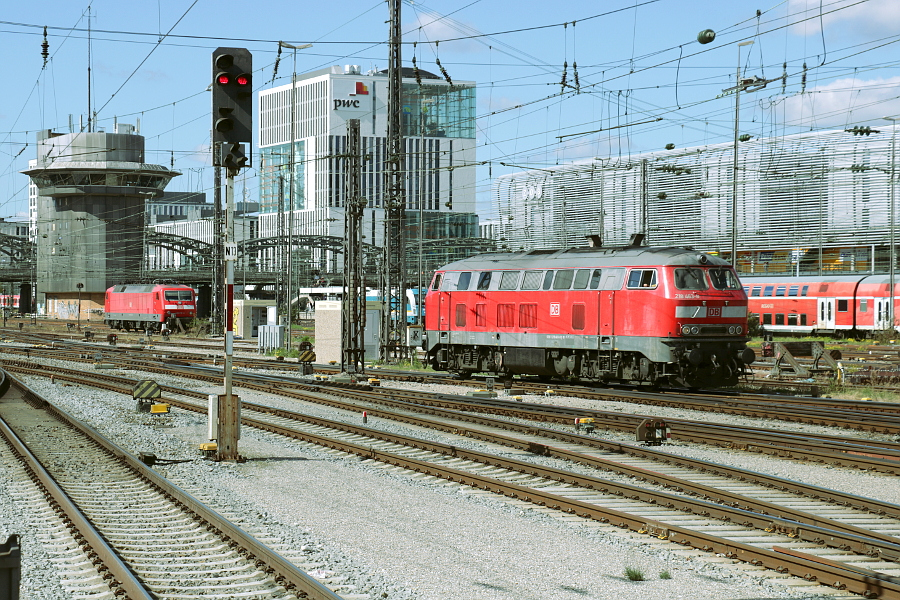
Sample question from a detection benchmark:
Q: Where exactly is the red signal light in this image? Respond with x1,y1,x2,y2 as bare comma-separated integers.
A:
217,73,231,85
236,74,250,86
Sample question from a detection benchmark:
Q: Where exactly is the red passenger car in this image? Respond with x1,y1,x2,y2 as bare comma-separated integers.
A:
742,275,898,337
424,244,754,388
104,283,196,332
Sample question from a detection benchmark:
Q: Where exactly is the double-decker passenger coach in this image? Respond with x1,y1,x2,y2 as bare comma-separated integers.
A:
424,241,754,388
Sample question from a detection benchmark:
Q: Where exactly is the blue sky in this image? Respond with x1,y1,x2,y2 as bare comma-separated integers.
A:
2,0,899,220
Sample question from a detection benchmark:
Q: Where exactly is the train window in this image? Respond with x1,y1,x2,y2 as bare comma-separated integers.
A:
763,286,774,297
475,304,486,327
751,287,761,297
573,269,590,289
788,285,799,297
456,272,471,290
499,271,521,290
626,269,657,289
164,290,193,301
589,269,603,289
521,270,543,290
455,304,466,327
837,299,849,312
572,304,585,330
775,313,785,325
497,304,516,327
542,271,554,290
553,270,575,290
709,269,740,290
775,286,786,297
674,268,708,290
763,313,772,325
519,304,538,328
801,285,809,296
476,272,492,291
860,299,868,312
801,314,807,325
431,274,443,290
788,314,798,326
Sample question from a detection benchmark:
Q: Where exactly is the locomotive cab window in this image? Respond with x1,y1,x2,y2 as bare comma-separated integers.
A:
499,271,521,290
589,269,602,289
627,269,657,289
164,290,192,301
521,270,543,290
431,273,443,290
553,270,575,290
709,269,740,290
674,268,708,290
476,272,492,291
573,269,590,290
456,272,471,290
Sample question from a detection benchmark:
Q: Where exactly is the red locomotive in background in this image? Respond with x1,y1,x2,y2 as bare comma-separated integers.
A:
742,274,898,338
424,241,755,388
104,283,196,332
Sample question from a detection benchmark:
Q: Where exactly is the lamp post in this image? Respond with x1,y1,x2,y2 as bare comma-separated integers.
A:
883,116,899,332
731,40,754,271
277,41,312,350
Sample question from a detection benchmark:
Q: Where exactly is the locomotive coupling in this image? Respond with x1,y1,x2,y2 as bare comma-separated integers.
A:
740,347,756,365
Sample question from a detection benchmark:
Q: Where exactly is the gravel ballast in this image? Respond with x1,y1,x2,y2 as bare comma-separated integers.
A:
0,352,882,599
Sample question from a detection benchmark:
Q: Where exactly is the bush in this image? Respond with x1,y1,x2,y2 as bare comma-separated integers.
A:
746,312,763,338
659,570,672,580
624,567,645,581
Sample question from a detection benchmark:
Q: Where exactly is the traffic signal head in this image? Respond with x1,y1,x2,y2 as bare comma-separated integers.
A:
212,47,252,159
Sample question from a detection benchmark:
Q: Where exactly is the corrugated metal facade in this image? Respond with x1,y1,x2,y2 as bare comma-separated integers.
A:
493,127,898,274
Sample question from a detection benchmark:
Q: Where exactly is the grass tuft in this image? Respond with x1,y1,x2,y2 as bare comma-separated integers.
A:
624,566,645,581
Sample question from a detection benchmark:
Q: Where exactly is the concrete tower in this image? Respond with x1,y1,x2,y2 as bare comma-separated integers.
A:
22,124,179,319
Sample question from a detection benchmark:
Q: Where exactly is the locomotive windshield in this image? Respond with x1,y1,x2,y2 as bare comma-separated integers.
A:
709,269,741,290
674,268,708,290
164,290,193,301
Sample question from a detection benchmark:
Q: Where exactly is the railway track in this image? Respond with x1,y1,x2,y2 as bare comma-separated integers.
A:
0,371,348,599
6,361,900,597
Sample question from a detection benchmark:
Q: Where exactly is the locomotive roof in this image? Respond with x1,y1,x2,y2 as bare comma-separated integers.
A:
438,245,731,271
108,284,193,293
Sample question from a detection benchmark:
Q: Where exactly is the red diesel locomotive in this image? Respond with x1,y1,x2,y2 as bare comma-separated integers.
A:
104,283,196,332
742,275,898,338
424,244,755,388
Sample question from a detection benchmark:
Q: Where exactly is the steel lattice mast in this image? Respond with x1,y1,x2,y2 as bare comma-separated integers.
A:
342,119,366,374
381,0,407,361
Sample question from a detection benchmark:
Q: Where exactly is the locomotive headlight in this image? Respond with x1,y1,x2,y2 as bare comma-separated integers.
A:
736,325,743,334
728,325,736,334
681,325,691,335
690,325,700,335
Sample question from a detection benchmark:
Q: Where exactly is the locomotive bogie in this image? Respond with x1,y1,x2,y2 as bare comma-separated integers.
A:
425,245,754,388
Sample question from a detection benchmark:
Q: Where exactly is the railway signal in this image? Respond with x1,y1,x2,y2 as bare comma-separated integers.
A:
212,47,252,166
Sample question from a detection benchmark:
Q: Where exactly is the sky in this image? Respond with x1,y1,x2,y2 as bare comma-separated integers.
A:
2,0,900,221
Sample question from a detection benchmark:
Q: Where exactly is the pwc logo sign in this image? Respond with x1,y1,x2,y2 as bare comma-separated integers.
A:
333,81,370,110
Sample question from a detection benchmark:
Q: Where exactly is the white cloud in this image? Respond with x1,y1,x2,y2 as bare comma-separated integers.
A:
788,0,900,38
780,75,900,128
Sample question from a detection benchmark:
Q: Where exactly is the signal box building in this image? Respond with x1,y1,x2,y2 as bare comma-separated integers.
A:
257,65,478,277
22,124,179,318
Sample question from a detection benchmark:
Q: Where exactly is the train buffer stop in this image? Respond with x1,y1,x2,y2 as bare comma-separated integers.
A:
761,337,839,380
296,341,316,375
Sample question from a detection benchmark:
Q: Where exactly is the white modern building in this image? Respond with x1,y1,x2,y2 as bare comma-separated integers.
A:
258,64,477,275
493,126,900,275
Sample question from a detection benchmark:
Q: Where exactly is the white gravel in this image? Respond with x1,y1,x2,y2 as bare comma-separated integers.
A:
1,350,885,600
